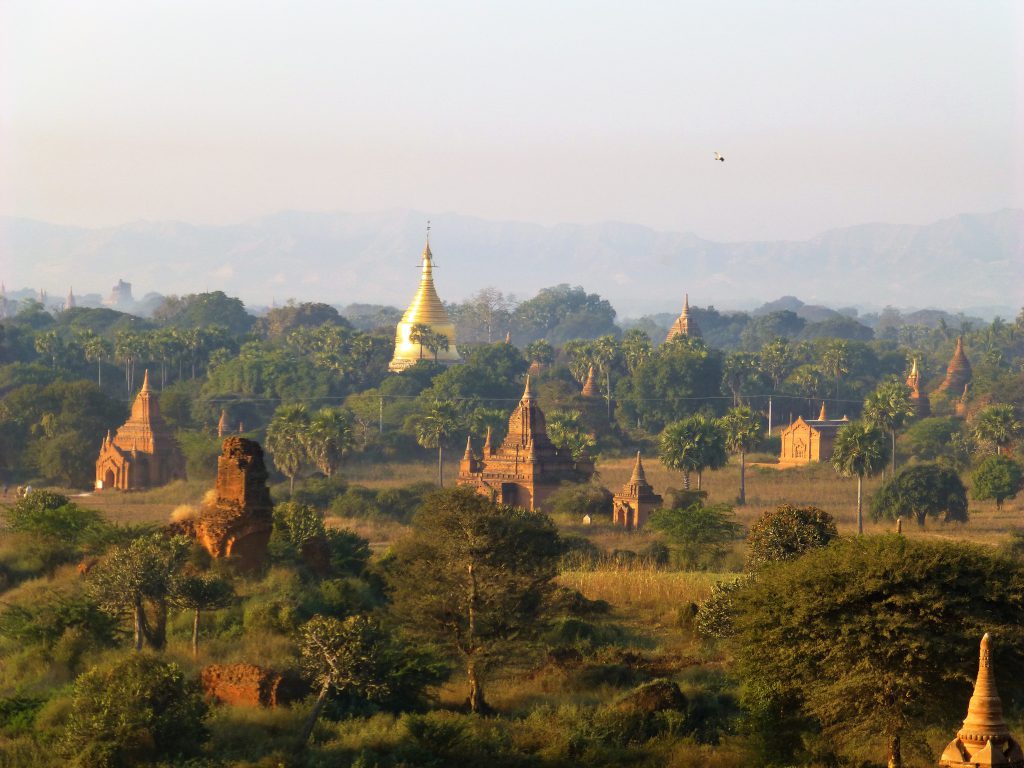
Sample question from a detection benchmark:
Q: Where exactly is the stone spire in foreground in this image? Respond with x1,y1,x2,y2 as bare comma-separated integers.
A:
940,634,1024,767
388,236,462,372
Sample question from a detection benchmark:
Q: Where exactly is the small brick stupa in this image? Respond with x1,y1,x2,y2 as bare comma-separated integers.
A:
95,370,185,490
939,337,973,395
906,359,931,419
665,293,701,343
613,452,663,530
581,366,599,398
457,376,591,510
939,634,1024,767
180,437,274,571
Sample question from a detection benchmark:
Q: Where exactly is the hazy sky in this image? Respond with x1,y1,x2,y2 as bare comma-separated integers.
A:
2,0,1022,241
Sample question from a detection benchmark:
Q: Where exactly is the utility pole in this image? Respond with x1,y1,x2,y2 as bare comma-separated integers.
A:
379,395,384,434
767,397,772,438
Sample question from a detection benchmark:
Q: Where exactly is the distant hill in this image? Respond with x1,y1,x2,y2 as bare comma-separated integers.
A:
2,208,1020,318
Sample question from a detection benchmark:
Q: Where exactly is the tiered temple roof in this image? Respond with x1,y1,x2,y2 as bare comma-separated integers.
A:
940,634,1024,767
665,293,701,342
95,370,185,490
388,238,462,372
613,452,663,529
457,376,590,510
939,337,973,394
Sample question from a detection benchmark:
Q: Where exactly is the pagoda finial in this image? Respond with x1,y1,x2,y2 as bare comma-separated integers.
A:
140,369,152,393
217,409,228,437
818,401,827,421
683,292,690,314
629,451,648,486
483,426,493,454
522,374,535,400
463,435,473,460
958,633,1012,744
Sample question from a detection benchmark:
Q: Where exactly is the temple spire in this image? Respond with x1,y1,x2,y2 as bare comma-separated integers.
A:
483,426,493,454
140,369,152,393
463,435,473,460
818,401,827,421
581,365,598,397
629,451,648,486
522,374,535,400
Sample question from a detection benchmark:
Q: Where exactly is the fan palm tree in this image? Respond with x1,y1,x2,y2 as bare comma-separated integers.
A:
307,407,355,478
831,421,889,535
415,401,461,486
974,404,1022,456
863,379,914,475
266,404,310,494
719,406,762,505
408,323,431,360
659,414,728,491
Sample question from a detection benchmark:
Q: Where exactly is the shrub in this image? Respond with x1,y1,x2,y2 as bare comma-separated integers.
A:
972,455,1024,511
746,505,837,570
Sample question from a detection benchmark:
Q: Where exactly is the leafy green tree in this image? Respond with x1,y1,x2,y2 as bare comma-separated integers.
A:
414,400,461,486
820,339,851,399
745,504,837,570
171,572,235,657
729,537,1024,767
659,414,727,491
61,654,208,768
974,404,1023,456
648,502,741,570
719,406,762,504
388,488,561,713
871,463,968,526
265,403,310,493
87,534,190,650
722,351,765,407
971,455,1024,511
620,328,652,374
2,490,104,544
863,378,914,474
903,416,966,463
758,338,793,392
153,290,252,336
298,614,392,743
307,407,354,478
546,409,596,467
831,421,890,535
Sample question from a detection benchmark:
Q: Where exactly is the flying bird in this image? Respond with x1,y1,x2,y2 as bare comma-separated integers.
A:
714,152,725,162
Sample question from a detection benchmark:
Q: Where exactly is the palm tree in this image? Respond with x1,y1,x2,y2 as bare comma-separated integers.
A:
265,404,310,494
719,406,762,505
408,323,431,360
659,414,728,491
974,404,1022,456
863,379,914,475
34,330,61,369
423,330,449,362
621,329,652,374
415,401,461,486
547,409,596,468
831,421,890,535
821,340,851,399
307,407,355,478
82,334,111,387
524,339,555,370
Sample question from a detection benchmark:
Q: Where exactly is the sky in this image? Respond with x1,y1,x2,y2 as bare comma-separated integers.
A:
1,0,1022,242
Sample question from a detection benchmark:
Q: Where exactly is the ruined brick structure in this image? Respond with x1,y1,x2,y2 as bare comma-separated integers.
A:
457,376,591,511
778,402,849,466
172,437,274,571
95,370,185,490
940,634,1024,767
939,336,973,394
906,359,931,419
201,664,304,707
665,293,701,343
613,452,662,530
581,366,599,398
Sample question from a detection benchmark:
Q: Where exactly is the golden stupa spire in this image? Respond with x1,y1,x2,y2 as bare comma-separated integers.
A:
463,435,473,460
818,401,827,421
140,369,152,393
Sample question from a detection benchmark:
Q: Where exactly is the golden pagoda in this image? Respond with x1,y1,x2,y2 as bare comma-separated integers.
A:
665,293,701,342
940,634,1024,767
906,358,931,418
388,237,462,372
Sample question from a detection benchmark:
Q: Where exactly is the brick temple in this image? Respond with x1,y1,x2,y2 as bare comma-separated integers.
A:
94,370,185,491
778,402,849,466
612,452,662,530
458,376,591,510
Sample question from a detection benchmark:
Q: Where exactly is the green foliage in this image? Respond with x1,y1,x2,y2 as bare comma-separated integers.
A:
60,653,208,767
265,403,310,490
745,504,837,570
513,284,618,344
871,463,968,525
547,409,597,465
648,503,741,570
658,414,728,490
546,483,614,520
388,487,562,712
153,290,252,335
307,406,355,478
831,420,889,480
730,537,1024,764
695,578,745,639
971,455,1024,510
974,403,1023,454
2,490,104,544
903,416,966,463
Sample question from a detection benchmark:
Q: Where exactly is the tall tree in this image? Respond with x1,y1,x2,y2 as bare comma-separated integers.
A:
831,421,890,535
524,339,554,369
546,409,596,468
659,414,728,491
719,406,762,505
758,338,794,392
620,328,652,374
971,455,1024,511
863,378,914,475
171,573,235,657
388,488,561,713
306,407,354,478
974,404,1023,456
265,403,310,494
408,323,431,361
820,339,851,399
414,400,461,486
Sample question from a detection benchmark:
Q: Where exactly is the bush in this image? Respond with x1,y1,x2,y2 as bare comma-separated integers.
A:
871,463,968,525
547,483,614,520
648,503,742,570
60,654,208,767
746,505,837,570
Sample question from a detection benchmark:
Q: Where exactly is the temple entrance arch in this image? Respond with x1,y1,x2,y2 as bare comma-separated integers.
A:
103,468,115,489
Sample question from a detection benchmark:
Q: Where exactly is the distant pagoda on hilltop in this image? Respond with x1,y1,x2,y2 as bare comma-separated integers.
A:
665,293,701,343
388,236,462,372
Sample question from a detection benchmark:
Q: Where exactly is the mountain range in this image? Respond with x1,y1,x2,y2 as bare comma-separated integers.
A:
2,208,1021,318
